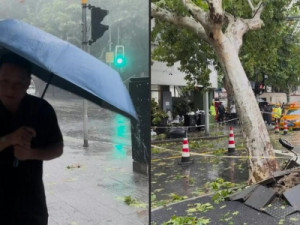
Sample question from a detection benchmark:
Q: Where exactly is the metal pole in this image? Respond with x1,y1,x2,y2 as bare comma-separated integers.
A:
82,0,89,147
108,15,112,67
117,27,120,44
204,91,209,135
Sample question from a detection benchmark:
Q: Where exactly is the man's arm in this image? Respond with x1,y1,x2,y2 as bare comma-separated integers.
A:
14,142,63,161
0,126,35,152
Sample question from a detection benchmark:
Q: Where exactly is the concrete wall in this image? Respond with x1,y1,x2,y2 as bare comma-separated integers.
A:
151,60,218,89
289,95,300,103
259,92,287,104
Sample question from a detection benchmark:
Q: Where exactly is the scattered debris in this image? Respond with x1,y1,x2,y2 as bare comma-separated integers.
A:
122,195,147,208
186,202,214,214
162,215,210,225
272,168,300,195
66,164,82,169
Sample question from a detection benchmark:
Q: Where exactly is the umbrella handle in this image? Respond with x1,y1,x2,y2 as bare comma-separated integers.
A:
13,158,19,168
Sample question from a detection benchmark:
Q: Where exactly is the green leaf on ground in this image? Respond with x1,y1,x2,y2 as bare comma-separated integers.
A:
122,195,147,208
186,202,214,214
162,215,210,225
232,211,239,216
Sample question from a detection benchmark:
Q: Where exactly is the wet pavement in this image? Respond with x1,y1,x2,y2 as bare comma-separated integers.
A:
151,123,300,224
42,97,148,225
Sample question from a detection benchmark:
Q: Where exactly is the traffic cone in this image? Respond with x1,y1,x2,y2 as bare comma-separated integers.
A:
283,120,288,135
275,121,279,134
178,137,193,165
228,126,235,154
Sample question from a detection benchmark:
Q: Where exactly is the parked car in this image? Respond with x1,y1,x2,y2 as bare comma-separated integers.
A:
280,102,300,129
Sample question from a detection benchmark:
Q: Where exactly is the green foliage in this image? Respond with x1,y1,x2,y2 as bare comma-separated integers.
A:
0,0,149,80
152,19,215,89
189,177,195,185
169,193,188,201
204,178,241,204
186,202,214,214
162,215,210,225
152,0,300,93
152,147,163,154
123,195,147,208
151,98,168,125
212,148,226,156
172,97,192,116
241,0,300,94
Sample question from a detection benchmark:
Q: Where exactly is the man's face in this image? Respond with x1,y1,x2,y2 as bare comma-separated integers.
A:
0,63,30,108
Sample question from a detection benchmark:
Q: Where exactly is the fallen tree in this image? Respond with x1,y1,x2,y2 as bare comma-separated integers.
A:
151,0,298,183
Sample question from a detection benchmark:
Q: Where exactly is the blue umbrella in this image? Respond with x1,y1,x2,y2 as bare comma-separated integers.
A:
0,19,137,120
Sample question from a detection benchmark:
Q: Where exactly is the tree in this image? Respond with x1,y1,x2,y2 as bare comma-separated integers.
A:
151,0,298,183
0,0,149,81
239,4,300,99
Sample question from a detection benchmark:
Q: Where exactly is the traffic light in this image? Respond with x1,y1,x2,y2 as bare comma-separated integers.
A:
89,6,109,45
259,83,265,93
114,45,126,68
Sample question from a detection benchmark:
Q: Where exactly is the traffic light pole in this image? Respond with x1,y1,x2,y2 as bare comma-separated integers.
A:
108,15,112,67
82,0,89,147
204,91,209,135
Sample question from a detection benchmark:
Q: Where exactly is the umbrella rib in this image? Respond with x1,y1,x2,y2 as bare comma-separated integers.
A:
41,73,54,99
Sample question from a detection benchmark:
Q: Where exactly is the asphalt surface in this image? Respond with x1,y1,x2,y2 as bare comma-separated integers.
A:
42,97,148,225
151,195,295,225
151,123,300,224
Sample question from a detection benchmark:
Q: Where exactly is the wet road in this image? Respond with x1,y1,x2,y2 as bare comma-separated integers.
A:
151,124,300,223
42,97,148,225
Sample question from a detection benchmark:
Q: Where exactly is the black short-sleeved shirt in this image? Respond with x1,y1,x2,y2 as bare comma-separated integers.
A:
0,94,63,225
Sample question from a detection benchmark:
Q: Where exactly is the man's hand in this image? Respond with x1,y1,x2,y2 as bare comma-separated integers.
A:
13,144,33,161
8,126,36,148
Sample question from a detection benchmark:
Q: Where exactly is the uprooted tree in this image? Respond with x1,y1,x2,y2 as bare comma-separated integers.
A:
151,0,299,183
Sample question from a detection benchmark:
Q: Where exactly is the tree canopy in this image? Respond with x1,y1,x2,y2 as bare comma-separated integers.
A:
152,0,300,94
0,0,149,80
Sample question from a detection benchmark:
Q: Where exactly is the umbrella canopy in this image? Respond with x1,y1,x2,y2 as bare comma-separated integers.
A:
0,19,137,120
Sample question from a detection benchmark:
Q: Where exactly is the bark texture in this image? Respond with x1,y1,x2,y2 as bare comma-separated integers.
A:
151,0,279,183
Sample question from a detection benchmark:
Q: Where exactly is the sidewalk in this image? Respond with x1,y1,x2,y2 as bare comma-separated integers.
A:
43,97,148,225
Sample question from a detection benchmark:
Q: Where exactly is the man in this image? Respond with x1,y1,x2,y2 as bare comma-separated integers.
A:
217,102,225,123
0,53,63,225
274,103,282,125
230,101,237,124
209,102,216,123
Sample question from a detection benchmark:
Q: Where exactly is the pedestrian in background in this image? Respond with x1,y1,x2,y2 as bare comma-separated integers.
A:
265,103,272,126
209,102,216,124
230,102,237,124
274,103,282,125
217,102,225,124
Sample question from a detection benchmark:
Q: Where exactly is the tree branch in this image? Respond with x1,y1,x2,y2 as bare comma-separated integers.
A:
151,3,210,43
224,13,248,52
247,0,255,11
207,0,224,25
224,2,264,53
243,2,264,31
182,0,208,29
248,0,263,17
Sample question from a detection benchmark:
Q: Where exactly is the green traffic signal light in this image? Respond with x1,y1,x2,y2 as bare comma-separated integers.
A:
114,45,125,68
114,54,125,67
117,57,123,64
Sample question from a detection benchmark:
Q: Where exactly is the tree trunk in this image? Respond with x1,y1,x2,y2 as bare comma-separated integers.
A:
212,36,279,184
